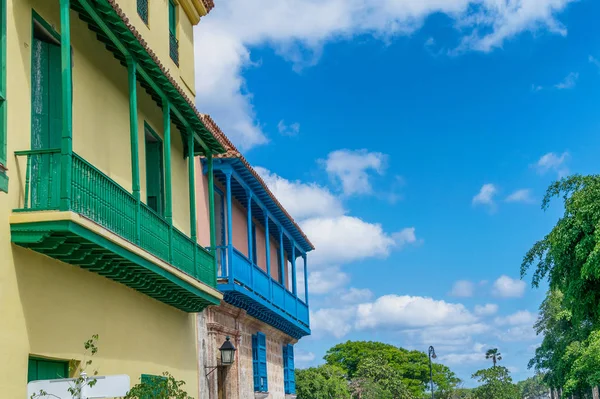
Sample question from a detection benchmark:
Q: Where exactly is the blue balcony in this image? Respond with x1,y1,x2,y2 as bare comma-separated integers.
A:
206,158,313,339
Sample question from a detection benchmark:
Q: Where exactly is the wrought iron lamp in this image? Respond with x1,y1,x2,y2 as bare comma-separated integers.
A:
206,336,237,376
428,346,437,399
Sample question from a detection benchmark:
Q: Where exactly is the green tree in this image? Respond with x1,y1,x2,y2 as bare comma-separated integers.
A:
521,175,600,329
353,354,413,399
125,372,193,399
296,365,351,399
324,341,460,398
516,373,549,399
485,348,502,367
471,366,519,399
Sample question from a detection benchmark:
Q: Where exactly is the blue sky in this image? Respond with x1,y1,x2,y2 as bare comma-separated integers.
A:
194,0,600,386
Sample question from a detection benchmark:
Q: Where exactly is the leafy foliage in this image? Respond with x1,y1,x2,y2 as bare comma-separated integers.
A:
296,365,351,399
516,373,549,399
485,348,502,367
324,341,460,398
124,372,194,399
471,366,519,399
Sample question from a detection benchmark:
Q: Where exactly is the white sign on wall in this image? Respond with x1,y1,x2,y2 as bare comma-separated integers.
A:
27,374,130,399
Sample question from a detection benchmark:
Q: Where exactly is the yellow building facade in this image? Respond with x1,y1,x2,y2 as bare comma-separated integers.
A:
0,0,223,397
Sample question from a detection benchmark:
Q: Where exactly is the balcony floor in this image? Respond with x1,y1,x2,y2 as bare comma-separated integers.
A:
11,211,222,313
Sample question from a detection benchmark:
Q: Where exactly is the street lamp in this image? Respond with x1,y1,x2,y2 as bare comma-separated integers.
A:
206,336,237,376
428,346,437,399
219,336,236,366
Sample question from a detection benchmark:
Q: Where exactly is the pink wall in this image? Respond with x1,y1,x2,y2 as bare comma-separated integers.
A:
194,161,288,288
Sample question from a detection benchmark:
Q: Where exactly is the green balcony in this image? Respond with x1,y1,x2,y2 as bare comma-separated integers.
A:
11,149,220,312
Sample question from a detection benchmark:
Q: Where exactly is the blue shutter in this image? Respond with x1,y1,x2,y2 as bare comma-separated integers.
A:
283,344,296,394
257,332,268,392
252,334,260,391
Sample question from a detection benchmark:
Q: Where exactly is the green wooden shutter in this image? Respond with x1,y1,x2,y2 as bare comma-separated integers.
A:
145,133,164,216
168,1,176,35
137,0,148,24
31,38,62,209
28,357,69,382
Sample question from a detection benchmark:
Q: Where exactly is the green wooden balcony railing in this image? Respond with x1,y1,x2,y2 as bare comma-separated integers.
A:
14,149,216,287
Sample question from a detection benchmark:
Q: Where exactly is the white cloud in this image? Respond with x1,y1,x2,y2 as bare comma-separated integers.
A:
554,72,579,89
495,310,537,326
506,189,534,204
195,0,575,150
277,120,300,137
405,323,490,347
450,280,474,297
392,227,419,247
341,288,374,304
493,275,526,298
295,350,316,364
323,149,387,196
311,307,356,338
472,183,498,210
254,167,344,220
535,152,570,178
308,266,350,294
474,304,499,316
355,295,476,330
440,343,490,365
498,325,538,342
301,216,418,266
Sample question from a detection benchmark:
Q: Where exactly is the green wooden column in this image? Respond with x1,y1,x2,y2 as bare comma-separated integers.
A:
207,153,217,285
127,57,141,244
163,101,173,262
188,130,197,274
59,0,73,211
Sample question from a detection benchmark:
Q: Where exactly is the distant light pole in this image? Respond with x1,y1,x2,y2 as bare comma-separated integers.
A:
428,346,437,399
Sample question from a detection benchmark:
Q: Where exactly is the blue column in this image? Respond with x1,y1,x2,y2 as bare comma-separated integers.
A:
291,244,297,295
303,253,309,305
225,171,234,285
265,211,272,300
279,228,285,286
246,191,254,290
247,192,253,263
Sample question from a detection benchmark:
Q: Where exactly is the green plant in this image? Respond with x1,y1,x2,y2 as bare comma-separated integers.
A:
30,334,100,399
124,372,194,399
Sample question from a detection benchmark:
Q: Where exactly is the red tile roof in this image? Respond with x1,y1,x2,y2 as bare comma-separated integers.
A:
200,115,315,250
202,0,215,14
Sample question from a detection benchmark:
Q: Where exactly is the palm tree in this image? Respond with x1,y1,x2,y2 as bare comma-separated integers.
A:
485,348,502,367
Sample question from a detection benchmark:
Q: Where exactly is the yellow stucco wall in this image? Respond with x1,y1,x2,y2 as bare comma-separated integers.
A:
117,0,196,98
0,0,204,396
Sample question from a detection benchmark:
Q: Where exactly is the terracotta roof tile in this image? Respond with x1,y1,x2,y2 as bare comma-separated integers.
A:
202,0,215,13
200,115,315,250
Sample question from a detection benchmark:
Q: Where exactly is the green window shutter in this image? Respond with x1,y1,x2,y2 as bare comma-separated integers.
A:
137,0,148,25
168,0,179,65
168,1,176,35
28,357,69,383
145,126,165,216
141,374,166,398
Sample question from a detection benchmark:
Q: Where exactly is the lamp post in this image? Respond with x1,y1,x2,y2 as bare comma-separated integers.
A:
428,346,436,399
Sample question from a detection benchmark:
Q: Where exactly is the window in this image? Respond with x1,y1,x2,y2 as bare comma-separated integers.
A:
252,332,268,392
168,0,179,66
28,357,69,382
144,124,165,216
283,344,296,395
141,374,166,398
0,0,7,193
137,0,148,25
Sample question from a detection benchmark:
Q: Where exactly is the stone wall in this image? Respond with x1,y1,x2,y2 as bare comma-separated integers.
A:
198,303,298,399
